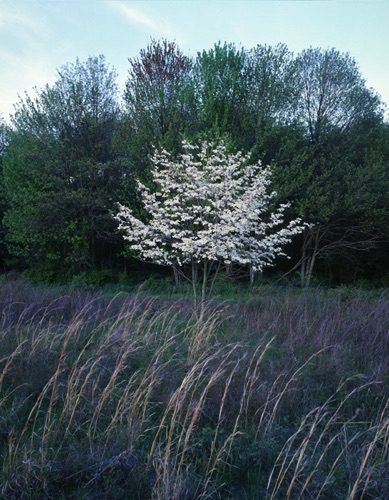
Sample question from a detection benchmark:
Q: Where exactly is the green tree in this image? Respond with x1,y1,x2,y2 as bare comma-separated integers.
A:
0,115,8,156
246,44,298,149
272,118,388,286
121,38,195,178
272,48,382,285
295,47,382,145
192,42,249,148
269,48,386,285
0,115,10,266
3,56,123,278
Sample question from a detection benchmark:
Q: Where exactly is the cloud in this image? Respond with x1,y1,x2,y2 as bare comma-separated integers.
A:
115,3,159,30
109,2,180,41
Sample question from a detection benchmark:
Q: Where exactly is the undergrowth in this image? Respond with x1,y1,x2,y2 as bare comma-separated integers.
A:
0,277,388,498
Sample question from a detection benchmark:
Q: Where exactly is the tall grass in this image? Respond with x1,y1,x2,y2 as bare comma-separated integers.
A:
0,277,388,498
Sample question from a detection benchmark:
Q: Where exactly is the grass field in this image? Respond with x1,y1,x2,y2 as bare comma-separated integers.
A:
0,277,388,498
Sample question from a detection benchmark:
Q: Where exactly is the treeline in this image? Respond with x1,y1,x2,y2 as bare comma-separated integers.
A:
0,40,388,285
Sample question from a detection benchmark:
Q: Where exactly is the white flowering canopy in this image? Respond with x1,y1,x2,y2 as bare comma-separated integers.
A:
115,141,305,273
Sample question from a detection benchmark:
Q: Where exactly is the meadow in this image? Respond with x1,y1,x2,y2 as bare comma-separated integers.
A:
0,276,388,499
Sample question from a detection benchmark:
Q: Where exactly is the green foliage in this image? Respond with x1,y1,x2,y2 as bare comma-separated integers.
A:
270,111,388,285
192,42,250,149
68,269,121,291
1,42,388,284
0,115,10,265
3,56,127,276
245,43,299,156
295,47,383,144
120,38,196,179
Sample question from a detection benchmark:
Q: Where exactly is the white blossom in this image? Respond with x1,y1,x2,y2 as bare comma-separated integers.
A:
114,140,307,278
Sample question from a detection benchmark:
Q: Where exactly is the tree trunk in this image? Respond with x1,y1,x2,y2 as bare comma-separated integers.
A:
250,263,256,285
172,264,182,285
300,228,320,287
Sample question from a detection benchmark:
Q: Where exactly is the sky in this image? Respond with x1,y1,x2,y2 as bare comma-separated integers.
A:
1,0,388,122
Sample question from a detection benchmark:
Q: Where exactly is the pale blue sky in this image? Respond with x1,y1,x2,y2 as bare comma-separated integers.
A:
1,0,388,122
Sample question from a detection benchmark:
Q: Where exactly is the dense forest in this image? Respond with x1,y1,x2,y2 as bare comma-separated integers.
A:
0,39,388,286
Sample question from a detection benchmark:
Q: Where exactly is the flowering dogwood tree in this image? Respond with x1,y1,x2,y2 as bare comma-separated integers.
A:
115,141,306,311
